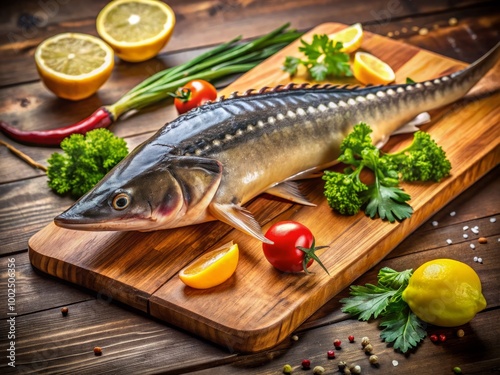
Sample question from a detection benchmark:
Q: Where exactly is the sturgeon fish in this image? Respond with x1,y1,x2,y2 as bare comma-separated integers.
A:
55,43,499,243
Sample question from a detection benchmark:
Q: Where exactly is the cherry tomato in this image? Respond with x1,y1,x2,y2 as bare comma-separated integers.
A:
173,79,217,114
262,221,329,274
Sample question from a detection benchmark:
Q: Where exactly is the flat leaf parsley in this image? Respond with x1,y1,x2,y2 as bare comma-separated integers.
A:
323,122,451,222
283,34,352,80
341,267,426,353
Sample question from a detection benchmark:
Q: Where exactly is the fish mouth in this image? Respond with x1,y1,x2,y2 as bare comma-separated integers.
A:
54,212,156,232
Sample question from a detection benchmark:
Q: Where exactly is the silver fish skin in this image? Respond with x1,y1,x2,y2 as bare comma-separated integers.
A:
54,43,499,243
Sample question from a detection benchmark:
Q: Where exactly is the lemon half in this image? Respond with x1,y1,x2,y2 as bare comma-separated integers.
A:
35,33,114,101
352,51,396,85
328,23,363,53
179,242,239,289
96,0,176,62
402,259,487,327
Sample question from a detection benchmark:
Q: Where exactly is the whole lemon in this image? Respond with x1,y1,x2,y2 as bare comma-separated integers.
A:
402,259,486,327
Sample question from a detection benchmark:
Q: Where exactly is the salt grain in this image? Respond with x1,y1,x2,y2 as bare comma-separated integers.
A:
463,226,469,231
490,217,497,223
432,221,439,227
463,234,468,239
446,239,453,245
392,360,399,367
473,256,478,262
450,211,456,216
478,257,483,263
470,243,475,250
471,227,479,234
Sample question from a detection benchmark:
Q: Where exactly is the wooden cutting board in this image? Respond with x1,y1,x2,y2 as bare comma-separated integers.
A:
28,23,500,353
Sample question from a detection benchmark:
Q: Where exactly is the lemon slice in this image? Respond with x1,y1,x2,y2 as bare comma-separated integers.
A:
352,51,396,85
179,242,239,289
96,0,176,62
328,23,363,53
34,33,114,101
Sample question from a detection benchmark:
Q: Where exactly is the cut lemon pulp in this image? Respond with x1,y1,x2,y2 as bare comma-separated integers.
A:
352,51,396,85
328,23,363,53
96,0,176,62
179,242,239,289
34,33,114,101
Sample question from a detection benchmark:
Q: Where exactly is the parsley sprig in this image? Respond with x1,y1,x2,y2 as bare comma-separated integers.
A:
283,34,352,80
341,267,427,353
323,122,451,222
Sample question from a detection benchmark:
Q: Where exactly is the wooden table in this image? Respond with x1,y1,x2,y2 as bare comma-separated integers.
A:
0,1,498,374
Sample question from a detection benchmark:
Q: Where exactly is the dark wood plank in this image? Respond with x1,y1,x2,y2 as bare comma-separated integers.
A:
0,0,495,86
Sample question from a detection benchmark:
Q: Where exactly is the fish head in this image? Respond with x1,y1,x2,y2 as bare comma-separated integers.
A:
54,152,223,232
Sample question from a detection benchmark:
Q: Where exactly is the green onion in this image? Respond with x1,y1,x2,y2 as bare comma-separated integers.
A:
109,23,302,117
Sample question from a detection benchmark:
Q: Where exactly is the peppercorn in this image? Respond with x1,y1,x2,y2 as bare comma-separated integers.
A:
291,335,299,341
313,366,325,375
439,334,447,342
364,343,373,354
453,367,462,374
456,329,465,338
327,350,335,359
430,334,439,343
338,361,347,371
302,359,311,370
350,364,361,374
369,355,379,365
93,346,102,356
61,307,69,317
283,364,293,374
361,336,370,347
348,335,355,343
334,339,342,348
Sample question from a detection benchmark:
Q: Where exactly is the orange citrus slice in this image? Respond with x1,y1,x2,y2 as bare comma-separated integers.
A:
328,23,363,53
179,242,239,289
34,33,114,101
352,51,396,85
96,0,176,62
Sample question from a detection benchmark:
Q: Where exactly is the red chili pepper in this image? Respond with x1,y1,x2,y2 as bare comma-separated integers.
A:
0,107,114,147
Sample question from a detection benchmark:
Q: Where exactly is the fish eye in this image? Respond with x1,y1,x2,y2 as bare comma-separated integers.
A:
112,193,130,210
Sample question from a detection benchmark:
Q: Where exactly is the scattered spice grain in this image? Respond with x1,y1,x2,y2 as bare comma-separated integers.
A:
61,307,69,317
93,346,102,356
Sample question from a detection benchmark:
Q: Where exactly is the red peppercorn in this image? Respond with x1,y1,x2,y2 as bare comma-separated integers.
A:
333,339,342,348
302,359,311,369
348,335,355,343
327,350,336,359
439,334,447,342
430,334,438,343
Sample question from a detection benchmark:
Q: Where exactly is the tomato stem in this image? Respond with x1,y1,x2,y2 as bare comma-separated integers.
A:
297,238,330,275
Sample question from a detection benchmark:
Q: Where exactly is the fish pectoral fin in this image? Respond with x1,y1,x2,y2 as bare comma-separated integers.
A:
265,181,316,206
209,203,272,244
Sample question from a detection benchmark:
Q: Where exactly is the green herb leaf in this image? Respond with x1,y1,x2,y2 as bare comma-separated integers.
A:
378,267,413,289
363,183,413,222
340,284,397,321
380,306,427,353
283,33,352,80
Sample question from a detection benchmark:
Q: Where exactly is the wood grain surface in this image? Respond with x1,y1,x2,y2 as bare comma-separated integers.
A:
27,23,500,353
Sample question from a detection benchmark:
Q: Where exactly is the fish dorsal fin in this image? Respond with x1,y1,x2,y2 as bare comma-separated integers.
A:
209,203,272,244
265,181,316,206
171,157,222,210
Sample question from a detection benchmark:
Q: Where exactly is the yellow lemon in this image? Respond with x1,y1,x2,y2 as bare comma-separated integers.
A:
328,23,363,53
96,0,176,62
402,259,487,327
179,242,239,289
34,33,114,101
352,51,395,85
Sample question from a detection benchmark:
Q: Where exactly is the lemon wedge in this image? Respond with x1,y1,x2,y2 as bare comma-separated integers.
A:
34,33,114,101
328,23,363,53
179,242,239,289
352,51,396,85
96,0,176,62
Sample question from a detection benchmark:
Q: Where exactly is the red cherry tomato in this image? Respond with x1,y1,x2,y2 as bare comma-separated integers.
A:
262,221,329,274
173,79,217,114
